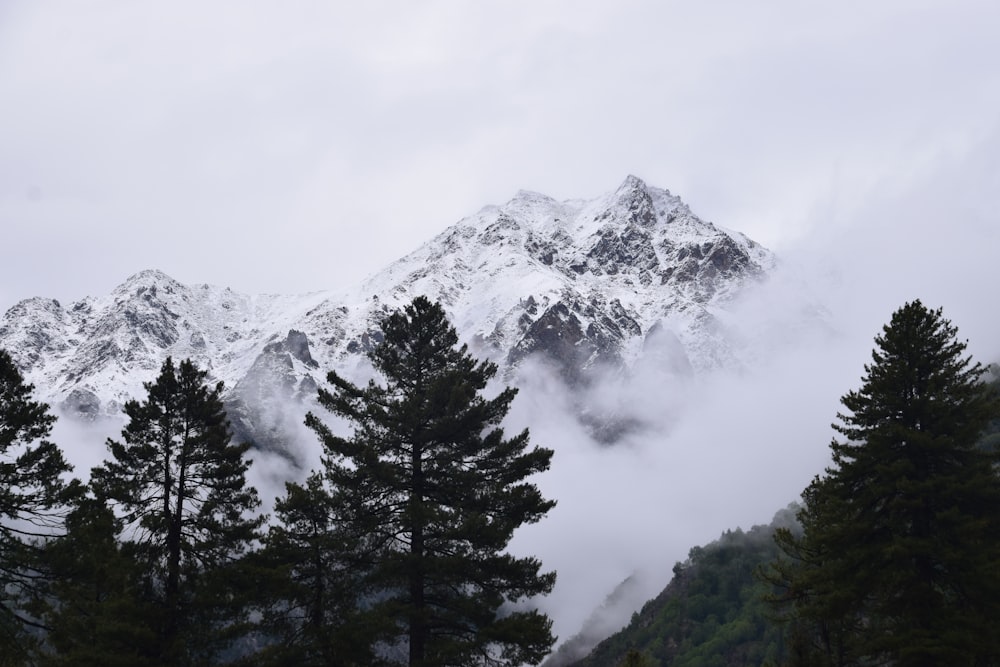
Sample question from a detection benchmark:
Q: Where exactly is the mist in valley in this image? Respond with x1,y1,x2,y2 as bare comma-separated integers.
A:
39,136,1000,659
504,142,1000,650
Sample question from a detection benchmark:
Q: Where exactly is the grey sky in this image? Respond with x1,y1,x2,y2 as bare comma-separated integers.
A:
5,1,1000,646
2,1,998,316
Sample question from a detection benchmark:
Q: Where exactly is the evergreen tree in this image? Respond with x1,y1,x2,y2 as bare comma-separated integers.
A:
0,348,76,663
765,301,1000,666
255,471,383,666
32,494,160,667
91,357,264,665
616,649,654,667
306,296,557,666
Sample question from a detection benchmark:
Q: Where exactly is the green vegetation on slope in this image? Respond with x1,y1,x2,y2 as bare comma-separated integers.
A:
575,304,1000,667
764,302,1000,666
572,507,798,667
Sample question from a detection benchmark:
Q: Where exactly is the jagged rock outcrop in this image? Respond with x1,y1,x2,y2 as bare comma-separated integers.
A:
227,329,322,453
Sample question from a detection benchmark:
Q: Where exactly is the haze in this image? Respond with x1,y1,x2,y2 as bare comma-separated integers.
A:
4,0,1000,656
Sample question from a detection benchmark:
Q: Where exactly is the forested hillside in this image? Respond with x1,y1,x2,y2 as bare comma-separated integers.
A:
567,508,797,667
570,303,1000,667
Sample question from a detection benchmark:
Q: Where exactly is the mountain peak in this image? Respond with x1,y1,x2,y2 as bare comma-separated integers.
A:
1,177,775,429
120,268,181,288
616,174,648,194
110,269,190,310
593,174,657,228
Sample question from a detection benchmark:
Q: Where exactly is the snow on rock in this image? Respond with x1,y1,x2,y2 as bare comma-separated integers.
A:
0,176,775,451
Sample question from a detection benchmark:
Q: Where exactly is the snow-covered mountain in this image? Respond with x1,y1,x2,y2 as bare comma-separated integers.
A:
0,175,774,452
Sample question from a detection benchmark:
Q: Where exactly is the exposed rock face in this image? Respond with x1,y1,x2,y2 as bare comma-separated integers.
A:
228,329,321,453
60,387,102,420
0,298,72,372
507,295,644,385
586,225,660,276
662,234,760,300
0,176,775,451
510,302,591,382
283,330,318,369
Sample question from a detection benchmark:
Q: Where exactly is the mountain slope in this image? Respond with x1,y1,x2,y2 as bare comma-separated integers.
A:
561,507,799,667
0,176,774,452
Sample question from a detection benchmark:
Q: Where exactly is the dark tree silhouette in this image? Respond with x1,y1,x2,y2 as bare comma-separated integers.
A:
306,296,557,666
92,357,263,665
765,301,1000,666
0,349,76,664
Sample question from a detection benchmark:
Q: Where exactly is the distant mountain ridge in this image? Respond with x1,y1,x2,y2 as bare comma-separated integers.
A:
0,176,775,452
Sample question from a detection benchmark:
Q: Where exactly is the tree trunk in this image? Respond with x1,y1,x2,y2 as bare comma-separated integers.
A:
409,438,425,667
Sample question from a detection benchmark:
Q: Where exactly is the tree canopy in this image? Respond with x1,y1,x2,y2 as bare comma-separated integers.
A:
91,357,264,665
765,300,1000,666
254,470,382,666
303,295,557,666
0,348,76,662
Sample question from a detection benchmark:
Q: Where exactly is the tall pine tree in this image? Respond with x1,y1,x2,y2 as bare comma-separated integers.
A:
91,357,264,665
765,301,1000,666
306,296,557,667
0,349,76,665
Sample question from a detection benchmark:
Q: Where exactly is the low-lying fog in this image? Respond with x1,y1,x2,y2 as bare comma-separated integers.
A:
48,141,1000,657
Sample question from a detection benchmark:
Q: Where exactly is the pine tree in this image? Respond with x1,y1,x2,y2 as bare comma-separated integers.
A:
306,296,557,666
765,301,1000,666
91,357,264,665
254,471,383,666
32,495,160,667
0,348,76,664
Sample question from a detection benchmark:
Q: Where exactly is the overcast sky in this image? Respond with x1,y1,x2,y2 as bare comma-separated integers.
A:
6,2,1000,648
2,1,998,317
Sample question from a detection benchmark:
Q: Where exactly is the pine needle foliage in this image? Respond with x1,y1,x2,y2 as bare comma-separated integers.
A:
91,357,264,665
0,348,76,664
305,296,557,666
254,470,384,666
32,495,161,667
764,301,1000,666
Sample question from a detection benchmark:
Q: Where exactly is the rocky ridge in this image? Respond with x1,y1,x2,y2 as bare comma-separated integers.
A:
0,176,774,451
